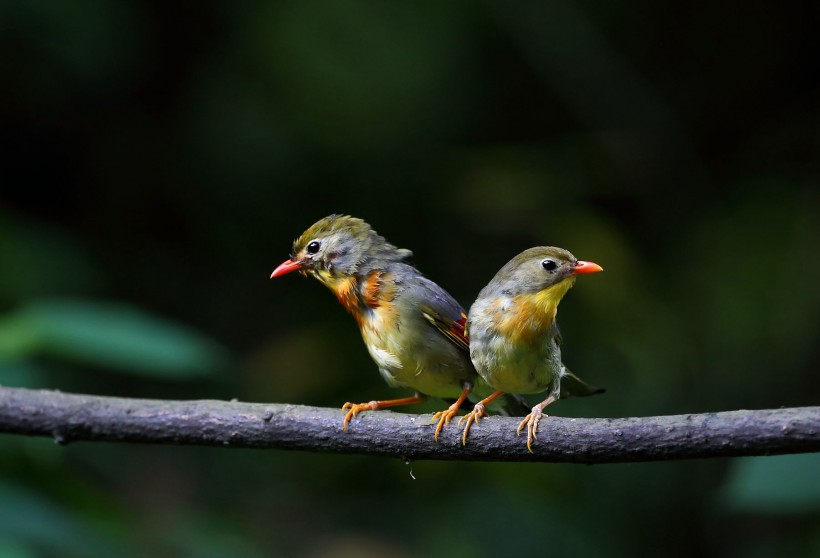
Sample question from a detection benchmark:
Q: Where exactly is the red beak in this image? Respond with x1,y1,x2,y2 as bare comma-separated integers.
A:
271,259,303,278
573,260,603,274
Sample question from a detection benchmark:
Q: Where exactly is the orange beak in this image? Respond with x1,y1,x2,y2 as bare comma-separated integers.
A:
573,260,603,274
271,258,303,278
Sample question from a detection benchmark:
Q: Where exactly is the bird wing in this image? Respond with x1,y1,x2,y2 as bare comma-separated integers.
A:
420,304,469,352
406,273,470,352
390,266,470,353
552,321,564,346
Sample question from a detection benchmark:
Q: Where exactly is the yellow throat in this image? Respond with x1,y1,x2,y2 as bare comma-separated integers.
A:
498,276,576,344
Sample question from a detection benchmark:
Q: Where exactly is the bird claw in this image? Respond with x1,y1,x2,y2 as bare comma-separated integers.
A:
341,401,378,430
431,386,472,442
431,405,459,442
517,411,546,453
457,402,487,446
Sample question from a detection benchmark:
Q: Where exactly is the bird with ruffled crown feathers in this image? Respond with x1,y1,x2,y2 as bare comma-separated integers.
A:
271,214,477,439
459,246,604,451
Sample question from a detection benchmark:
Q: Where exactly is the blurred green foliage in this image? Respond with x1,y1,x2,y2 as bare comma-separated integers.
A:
0,299,227,379
723,454,820,515
1,0,818,556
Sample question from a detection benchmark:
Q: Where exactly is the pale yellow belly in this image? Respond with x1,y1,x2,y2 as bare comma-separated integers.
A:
361,317,472,399
472,336,562,395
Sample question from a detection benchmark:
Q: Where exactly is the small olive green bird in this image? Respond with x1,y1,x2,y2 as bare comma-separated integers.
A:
459,247,604,451
271,214,476,439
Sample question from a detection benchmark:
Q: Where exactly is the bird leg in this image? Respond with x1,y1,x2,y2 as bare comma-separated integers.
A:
342,395,425,430
431,383,473,442
516,393,558,452
457,390,504,446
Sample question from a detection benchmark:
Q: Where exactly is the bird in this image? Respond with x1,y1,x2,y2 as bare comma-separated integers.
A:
270,214,476,440
459,246,604,451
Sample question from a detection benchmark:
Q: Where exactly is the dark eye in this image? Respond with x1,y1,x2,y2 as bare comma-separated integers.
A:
542,259,557,271
306,241,321,255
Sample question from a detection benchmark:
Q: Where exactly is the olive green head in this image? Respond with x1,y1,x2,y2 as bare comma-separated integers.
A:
479,246,602,298
271,214,412,281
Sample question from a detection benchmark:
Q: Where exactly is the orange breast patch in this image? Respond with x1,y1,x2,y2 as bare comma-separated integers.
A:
494,294,555,345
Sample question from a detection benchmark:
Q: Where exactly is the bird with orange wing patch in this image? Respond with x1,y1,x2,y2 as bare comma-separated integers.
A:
271,214,475,440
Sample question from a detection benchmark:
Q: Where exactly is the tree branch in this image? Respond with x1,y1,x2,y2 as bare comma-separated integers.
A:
1,386,818,463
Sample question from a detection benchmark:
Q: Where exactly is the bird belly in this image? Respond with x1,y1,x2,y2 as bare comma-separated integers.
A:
360,311,472,399
366,344,403,372
472,335,561,395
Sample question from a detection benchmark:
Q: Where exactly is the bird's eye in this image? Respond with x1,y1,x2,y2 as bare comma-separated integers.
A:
542,259,557,271
306,241,321,255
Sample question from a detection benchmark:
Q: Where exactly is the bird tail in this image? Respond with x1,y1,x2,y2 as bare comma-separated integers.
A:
560,368,606,398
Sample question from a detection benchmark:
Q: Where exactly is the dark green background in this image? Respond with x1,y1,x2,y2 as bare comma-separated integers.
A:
2,1,819,556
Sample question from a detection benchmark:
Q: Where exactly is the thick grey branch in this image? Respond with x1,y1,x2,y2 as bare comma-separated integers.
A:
1,387,818,463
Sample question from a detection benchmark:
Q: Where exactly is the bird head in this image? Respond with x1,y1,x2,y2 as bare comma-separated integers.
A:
483,246,602,301
271,215,413,288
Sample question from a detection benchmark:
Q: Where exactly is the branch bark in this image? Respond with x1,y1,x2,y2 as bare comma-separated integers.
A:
1,387,818,463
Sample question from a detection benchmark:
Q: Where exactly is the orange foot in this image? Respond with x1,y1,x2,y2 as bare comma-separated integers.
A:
341,401,379,431
516,394,557,452
341,395,426,431
457,402,488,445
431,405,459,442
516,411,545,453
456,390,504,446
431,386,471,441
